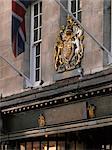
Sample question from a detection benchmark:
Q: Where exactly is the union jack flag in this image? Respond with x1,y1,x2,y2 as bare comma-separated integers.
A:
12,0,30,57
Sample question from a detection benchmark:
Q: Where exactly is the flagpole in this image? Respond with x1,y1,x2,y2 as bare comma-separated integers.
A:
55,0,112,59
0,55,33,86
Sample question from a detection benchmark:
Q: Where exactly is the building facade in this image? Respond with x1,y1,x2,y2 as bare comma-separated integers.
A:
0,0,112,150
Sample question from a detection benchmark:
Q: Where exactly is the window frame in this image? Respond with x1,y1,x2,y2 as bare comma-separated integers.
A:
30,0,42,86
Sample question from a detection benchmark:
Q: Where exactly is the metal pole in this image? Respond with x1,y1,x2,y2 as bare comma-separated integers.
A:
55,0,112,58
0,55,33,86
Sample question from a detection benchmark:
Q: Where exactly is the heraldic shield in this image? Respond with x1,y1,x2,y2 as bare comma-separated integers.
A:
54,16,84,73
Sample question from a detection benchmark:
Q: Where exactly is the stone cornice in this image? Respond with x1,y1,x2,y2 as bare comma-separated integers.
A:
1,85,112,115
1,67,112,112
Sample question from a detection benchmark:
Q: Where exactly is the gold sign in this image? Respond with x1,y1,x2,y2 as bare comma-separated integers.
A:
54,16,84,73
87,104,96,119
38,114,46,127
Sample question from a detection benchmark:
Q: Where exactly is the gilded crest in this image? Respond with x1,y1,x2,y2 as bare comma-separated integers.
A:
38,114,46,127
87,104,96,119
54,16,84,72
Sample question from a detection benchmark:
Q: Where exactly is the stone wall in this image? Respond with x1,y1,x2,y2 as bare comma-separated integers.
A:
41,0,60,86
0,0,24,97
82,0,104,74
0,0,106,97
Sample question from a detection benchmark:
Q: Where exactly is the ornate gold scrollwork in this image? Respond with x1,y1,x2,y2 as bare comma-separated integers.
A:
54,16,84,72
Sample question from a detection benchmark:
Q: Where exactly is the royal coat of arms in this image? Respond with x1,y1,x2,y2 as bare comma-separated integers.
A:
54,16,84,72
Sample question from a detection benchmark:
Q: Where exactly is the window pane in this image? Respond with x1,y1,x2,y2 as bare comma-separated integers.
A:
40,15,42,26
34,4,38,16
36,56,40,68
36,69,40,81
26,142,32,150
49,141,56,150
106,145,110,150
78,12,81,22
72,13,76,18
78,0,80,10
41,142,47,150
57,141,65,150
36,44,40,56
33,142,40,150
34,29,38,42
39,28,41,40
20,143,25,150
40,1,42,13
34,17,38,29
71,0,76,13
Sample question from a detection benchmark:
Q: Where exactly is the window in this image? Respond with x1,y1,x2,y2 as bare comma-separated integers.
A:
33,141,40,150
30,1,42,86
68,0,82,22
26,142,32,150
20,143,25,150
19,139,75,150
100,144,112,150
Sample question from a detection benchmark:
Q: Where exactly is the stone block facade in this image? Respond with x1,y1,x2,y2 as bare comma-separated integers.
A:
0,0,109,97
